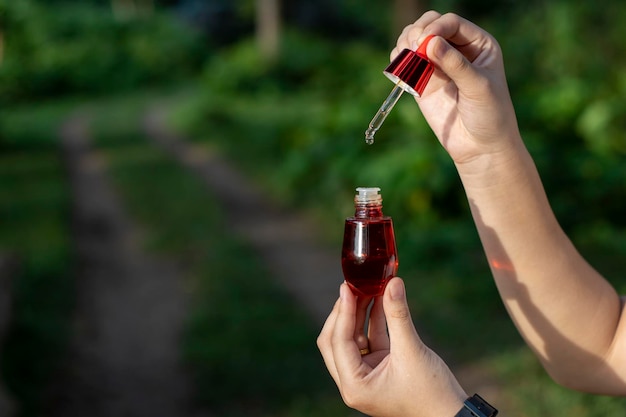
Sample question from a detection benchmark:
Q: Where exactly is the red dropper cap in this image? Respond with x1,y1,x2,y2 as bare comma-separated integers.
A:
383,35,435,97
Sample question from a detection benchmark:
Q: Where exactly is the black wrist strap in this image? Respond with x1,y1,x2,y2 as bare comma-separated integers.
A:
455,394,498,417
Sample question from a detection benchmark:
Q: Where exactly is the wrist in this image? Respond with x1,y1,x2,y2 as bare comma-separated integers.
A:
454,136,533,192
433,388,467,417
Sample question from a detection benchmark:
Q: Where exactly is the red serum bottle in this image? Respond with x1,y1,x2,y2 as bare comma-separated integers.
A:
341,187,398,297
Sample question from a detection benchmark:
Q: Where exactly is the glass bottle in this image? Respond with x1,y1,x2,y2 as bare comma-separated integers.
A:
341,187,398,296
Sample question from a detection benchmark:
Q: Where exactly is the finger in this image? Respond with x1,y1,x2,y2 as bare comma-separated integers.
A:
331,283,369,380
423,35,488,98
367,295,390,352
318,297,340,344
420,12,497,63
383,278,422,355
354,295,373,351
317,297,342,385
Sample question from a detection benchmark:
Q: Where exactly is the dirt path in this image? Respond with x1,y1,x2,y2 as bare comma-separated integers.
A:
44,103,342,417
45,112,210,417
142,106,342,327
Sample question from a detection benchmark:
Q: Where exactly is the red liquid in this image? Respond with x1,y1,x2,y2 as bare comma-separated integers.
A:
341,218,398,297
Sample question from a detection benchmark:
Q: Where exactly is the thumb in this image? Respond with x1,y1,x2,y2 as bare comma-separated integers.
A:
426,36,483,95
383,278,422,353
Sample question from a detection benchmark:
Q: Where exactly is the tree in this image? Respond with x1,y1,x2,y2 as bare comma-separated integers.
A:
111,0,154,21
392,0,423,41
256,0,280,61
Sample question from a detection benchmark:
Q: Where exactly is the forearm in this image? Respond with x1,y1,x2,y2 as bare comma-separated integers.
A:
395,10,626,393
456,135,625,392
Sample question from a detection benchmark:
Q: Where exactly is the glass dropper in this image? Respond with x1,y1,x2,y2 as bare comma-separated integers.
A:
365,35,436,145
365,82,404,145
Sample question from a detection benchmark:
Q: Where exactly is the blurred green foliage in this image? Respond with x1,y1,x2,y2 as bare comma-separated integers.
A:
0,104,73,417
0,0,206,104
2,0,626,415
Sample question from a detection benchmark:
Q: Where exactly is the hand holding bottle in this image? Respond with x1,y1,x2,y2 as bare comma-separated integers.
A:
394,11,522,168
317,278,467,417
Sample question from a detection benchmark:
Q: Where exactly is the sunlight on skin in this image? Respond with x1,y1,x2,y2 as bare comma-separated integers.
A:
489,259,515,272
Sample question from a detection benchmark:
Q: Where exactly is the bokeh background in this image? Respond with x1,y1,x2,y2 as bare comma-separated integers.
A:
2,0,626,416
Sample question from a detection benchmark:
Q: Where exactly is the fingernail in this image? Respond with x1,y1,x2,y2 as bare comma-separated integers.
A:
389,279,405,300
430,36,446,60
340,283,348,302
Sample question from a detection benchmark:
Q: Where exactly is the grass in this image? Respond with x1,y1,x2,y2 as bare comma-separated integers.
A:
0,106,74,417
490,348,626,416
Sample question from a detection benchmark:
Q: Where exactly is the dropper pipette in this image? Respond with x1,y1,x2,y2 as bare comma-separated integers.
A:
364,35,435,145
365,82,404,145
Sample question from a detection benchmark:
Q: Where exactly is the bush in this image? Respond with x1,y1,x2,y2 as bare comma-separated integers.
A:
0,0,206,103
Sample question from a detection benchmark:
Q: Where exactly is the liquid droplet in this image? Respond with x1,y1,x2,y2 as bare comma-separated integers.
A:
365,129,375,145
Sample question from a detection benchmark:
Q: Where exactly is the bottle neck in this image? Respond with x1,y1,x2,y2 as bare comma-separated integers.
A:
354,202,384,218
